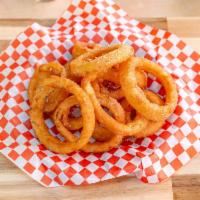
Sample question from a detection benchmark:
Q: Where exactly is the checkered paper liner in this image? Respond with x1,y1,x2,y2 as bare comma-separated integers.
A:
0,0,199,187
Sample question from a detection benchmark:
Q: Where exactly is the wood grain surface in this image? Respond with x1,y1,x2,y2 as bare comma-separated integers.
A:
0,1,199,200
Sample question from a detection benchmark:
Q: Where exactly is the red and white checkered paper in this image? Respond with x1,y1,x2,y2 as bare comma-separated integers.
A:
0,0,199,187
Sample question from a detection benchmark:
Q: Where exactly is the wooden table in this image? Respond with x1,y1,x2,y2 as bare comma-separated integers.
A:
0,1,199,199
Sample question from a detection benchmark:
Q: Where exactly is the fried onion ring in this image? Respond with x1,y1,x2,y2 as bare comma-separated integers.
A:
135,70,147,89
59,96,82,131
120,90,164,138
102,67,147,89
59,94,125,131
82,132,122,153
92,67,147,100
134,90,165,138
98,79,124,100
72,41,101,58
28,42,179,153
65,62,82,84
53,94,124,152
120,98,135,123
120,98,132,112
81,74,148,136
92,125,112,142
120,57,178,121
30,76,95,154
28,62,68,113
70,44,134,77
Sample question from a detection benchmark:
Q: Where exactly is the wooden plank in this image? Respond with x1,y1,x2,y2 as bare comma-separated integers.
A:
168,17,200,37
183,38,200,52
172,175,200,200
0,18,168,30
175,155,200,175
137,18,168,30
0,27,25,40
115,0,200,18
1,0,200,19
0,40,10,51
0,19,54,27
0,0,70,19
0,156,173,200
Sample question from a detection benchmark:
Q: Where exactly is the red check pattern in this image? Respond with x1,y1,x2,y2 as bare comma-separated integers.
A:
0,0,199,187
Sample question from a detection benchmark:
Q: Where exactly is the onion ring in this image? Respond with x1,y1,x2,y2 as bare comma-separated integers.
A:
98,79,124,100
120,98,132,112
53,94,124,152
92,125,113,142
100,66,120,84
65,63,82,84
30,76,95,154
28,62,68,113
135,70,147,89
93,67,147,100
124,110,136,124
102,67,147,89
59,95,82,131
72,41,101,58
81,74,148,136
120,57,178,121
59,94,125,131
82,132,122,153
28,42,179,153
120,91,164,137
120,98,135,123
69,44,134,77
63,117,82,131
134,90,165,138
69,41,101,83
97,94,125,123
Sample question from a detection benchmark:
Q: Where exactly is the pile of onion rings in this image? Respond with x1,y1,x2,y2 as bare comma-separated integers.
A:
29,42,178,154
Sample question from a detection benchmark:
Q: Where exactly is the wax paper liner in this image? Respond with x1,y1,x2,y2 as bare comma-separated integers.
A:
0,0,199,187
